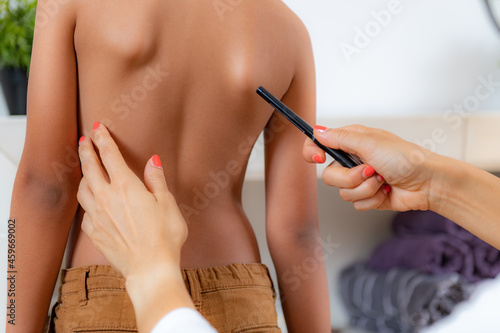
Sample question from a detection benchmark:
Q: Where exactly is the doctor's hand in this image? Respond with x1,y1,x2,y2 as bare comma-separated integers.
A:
77,123,193,333
77,123,187,279
303,125,440,212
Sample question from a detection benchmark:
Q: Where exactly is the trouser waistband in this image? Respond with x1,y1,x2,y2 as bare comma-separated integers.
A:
58,263,275,307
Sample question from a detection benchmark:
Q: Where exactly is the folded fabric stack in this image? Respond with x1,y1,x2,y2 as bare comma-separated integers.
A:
369,210,500,282
340,263,470,333
367,235,475,281
341,210,500,332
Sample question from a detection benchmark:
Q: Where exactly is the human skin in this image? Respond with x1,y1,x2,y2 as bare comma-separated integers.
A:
303,125,500,250
7,0,330,331
77,125,194,333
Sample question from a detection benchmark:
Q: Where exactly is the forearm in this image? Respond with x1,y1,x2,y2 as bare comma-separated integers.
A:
269,231,331,333
429,154,500,249
126,264,195,333
6,181,78,332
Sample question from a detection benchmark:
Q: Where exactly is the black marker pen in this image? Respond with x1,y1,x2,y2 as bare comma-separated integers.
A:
257,86,362,168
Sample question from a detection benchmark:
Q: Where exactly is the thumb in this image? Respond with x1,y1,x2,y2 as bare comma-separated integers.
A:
314,125,368,159
143,155,169,199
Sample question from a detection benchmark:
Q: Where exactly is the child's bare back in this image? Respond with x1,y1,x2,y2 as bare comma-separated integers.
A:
68,0,307,269
9,0,330,331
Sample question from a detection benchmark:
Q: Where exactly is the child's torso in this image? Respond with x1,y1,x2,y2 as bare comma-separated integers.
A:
67,0,299,269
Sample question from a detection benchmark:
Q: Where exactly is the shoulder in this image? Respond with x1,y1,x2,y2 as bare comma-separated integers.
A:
283,4,311,40
270,2,314,84
263,1,313,65
35,0,77,31
262,1,311,42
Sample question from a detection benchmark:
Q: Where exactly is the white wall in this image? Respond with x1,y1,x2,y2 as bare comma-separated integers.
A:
283,0,500,117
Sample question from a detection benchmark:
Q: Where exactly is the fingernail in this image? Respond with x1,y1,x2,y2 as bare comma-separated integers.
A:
376,174,384,182
314,125,328,133
79,136,85,145
383,185,392,194
363,166,376,178
93,122,100,130
313,154,325,164
152,155,162,168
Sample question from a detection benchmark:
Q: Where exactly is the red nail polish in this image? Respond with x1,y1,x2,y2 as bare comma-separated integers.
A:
152,155,162,168
384,185,392,194
314,125,328,133
377,175,384,182
93,122,100,130
313,155,325,164
363,166,376,178
79,136,85,145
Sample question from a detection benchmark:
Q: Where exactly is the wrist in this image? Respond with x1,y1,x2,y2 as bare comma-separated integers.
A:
125,263,195,333
427,153,466,215
125,262,183,298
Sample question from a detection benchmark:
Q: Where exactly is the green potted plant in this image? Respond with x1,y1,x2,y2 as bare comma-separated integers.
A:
0,0,36,115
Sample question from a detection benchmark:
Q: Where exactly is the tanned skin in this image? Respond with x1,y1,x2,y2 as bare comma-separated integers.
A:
7,1,330,332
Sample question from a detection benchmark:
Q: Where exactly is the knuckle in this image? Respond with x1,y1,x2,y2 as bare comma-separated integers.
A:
78,143,91,156
374,196,386,210
322,170,335,187
342,167,360,188
368,180,383,196
79,148,92,165
353,202,368,211
76,188,84,202
80,176,89,188
93,128,104,141
77,180,85,194
354,124,368,132
363,185,377,197
348,124,368,134
339,189,351,201
99,143,114,159
345,174,359,188
81,219,92,235
148,172,165,184
336,128,350,140
80,158,95,175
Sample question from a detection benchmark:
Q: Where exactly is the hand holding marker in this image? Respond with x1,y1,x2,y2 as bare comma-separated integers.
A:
256,86,362,168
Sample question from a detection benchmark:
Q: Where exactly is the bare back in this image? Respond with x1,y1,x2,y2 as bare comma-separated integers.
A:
68,0,303,268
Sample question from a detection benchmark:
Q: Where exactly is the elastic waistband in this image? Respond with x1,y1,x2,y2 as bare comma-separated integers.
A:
59,263,274,303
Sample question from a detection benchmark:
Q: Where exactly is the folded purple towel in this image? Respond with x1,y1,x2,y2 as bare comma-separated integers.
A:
392,210,475,242
367,235,475,282
390,210,500,281
471,238,500,279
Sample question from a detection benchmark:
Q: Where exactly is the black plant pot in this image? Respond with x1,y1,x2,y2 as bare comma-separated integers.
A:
0,68,28,116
